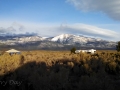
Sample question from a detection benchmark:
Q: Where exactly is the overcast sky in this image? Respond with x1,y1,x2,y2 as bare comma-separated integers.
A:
0,0,120,41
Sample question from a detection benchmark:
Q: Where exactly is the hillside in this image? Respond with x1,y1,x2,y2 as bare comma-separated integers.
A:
0,34,116,50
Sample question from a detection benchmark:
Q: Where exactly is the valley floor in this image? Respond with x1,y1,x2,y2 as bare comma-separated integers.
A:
0,50,120,90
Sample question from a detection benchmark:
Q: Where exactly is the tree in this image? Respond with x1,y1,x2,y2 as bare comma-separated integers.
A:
116,41,120,52
70,47,76,54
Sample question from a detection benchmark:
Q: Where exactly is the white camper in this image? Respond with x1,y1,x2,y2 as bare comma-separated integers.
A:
75,49,96,54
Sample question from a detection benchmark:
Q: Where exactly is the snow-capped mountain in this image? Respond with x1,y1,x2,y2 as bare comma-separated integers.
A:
0,34,116,50
50,34,116,48
51,34,101,44
0,35,45,45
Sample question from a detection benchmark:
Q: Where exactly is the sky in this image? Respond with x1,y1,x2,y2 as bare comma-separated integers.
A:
0,0,120,41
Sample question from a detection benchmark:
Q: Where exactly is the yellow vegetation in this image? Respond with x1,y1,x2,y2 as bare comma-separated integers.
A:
0,50,120,90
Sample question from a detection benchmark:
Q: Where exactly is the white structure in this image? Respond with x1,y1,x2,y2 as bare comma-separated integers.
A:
75,49,96,54
6,49,21,54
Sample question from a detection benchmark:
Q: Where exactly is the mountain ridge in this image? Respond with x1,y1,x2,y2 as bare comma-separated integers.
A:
0,34,116,50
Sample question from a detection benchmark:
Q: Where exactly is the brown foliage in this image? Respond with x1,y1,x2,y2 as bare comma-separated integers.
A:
0,50,120,90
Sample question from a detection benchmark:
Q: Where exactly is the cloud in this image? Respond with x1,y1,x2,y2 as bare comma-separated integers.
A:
12,22,25,31
0,21,119,41
32,23,119,41
0,22,27,34
7,26,16,31
0,27,6,33
58,23,119,40
66,0,120,20
0,26,16,34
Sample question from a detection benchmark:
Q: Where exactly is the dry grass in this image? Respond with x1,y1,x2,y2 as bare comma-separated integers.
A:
0,50,120,90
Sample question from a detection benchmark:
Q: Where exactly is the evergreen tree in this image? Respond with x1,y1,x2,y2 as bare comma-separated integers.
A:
70,47,76,54
116,41,120,52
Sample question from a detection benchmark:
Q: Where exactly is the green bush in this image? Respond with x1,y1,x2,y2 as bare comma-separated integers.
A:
70,47,76,54
116,41,120,52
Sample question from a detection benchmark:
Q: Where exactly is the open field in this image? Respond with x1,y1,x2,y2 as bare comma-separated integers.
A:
0,50,120,90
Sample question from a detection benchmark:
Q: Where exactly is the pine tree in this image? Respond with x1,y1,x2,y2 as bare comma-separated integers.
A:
116,41,120,52
70,47,76,54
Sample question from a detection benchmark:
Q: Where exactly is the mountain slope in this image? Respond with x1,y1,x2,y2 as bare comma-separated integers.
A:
50,34,116,48
51,34,85,44
0,34,117,50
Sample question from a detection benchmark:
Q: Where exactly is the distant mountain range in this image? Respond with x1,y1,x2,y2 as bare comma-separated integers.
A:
0,34,117,50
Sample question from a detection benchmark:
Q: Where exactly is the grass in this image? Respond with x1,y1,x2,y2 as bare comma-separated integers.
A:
0,50,120,90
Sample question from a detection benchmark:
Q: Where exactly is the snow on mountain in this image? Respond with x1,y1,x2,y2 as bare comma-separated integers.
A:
51,34,103,44
0,34,116,49
51,34,70,42
0,35,46,45
18,36,45,42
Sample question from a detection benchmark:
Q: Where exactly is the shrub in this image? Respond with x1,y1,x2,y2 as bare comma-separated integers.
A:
70,47,76,54
0,50,120,90
116,41,120,52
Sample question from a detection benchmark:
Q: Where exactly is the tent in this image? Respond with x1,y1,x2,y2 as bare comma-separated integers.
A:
6,49,21,54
